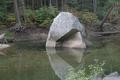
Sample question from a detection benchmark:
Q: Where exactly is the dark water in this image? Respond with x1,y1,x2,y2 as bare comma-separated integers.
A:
0,36,120,80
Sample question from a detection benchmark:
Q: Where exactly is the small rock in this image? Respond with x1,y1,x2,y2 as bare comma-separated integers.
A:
0,44,10,50
103,72,120,80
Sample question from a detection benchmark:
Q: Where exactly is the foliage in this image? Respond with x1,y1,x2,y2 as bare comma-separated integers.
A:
65,61,105,80
0,0,12,24
0,0,119,28
66,0,93,11
67,0,120,20
79,11,99,25
35,6,59,28
6,13,16,25
25,9,36,23
0,12,6,24
4,31,14,40
97,0,120,19
67,0,78,9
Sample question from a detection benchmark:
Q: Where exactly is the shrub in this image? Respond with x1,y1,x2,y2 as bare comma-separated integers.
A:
4,31,14,40
35,6,59,28
79,10,99,26
6,13,16,25
0,12,6,25
65,62,105,80
24,9,36,23
66,0,78,9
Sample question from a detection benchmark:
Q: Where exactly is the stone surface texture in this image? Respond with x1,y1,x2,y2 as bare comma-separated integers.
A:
46,12,86,48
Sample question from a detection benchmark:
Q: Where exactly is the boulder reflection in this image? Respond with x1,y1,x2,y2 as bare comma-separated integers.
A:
46,48,85,80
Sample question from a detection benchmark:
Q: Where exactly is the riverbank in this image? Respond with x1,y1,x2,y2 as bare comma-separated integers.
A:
14,27,48,42
0,18,120,43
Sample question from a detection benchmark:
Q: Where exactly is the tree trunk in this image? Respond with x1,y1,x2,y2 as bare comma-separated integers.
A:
49,0,52,6
61,0,64,11
56,0,58,8
99,5,114,31
41,0,43,7
14,0,21,26
93,0,97,13
21,0,26,24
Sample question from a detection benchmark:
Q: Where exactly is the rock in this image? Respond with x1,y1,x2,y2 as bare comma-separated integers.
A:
0,44,10,50
103,72,120,80
0,33,5,39
46,12,86,48
107,72,119,77
95,77,102,80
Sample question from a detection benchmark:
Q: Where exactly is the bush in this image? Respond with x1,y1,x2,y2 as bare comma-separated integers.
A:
65,62,105,80
67,0,78,9
25,9,36,23
6,13,16,25
79,10,99,26
0,12,16,26
0,12,6,25
4,31,14,40
35,6,59,28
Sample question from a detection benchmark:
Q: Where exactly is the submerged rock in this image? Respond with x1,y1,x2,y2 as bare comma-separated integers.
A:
46,12,86,48
0,44,10,50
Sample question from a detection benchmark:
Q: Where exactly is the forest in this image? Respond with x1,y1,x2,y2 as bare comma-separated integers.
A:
0,0,120,80
0,0,119,30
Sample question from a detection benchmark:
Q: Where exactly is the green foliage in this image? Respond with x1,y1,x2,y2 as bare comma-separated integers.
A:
35,6,59,28
67,0,78,9
0,0,12,24
79,11,98,25
108,0,120,5
0,13,16,25
97,0,120,19
6,13,16,25
25,9,36,23
0,12,6,24
4,31,14,40
65,62,105,80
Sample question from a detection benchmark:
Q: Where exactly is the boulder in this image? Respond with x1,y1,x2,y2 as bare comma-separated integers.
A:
46,12,86,48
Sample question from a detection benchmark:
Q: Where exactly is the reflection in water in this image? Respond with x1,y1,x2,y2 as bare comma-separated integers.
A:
46,48,85,80
0,51,6,56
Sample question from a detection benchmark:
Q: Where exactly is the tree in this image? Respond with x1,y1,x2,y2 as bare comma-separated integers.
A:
49,0,52,6
93,0,97,13
14,0,21,26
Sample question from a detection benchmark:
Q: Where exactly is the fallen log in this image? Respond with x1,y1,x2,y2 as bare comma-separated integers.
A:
99,3,120,31
93,31,120,36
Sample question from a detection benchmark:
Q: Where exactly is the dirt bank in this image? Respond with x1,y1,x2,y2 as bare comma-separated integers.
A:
14,27,49,42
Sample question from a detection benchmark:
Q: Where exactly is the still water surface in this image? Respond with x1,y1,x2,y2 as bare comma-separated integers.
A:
0,36,120,80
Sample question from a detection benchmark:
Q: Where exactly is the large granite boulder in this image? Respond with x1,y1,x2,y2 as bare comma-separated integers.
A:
46,12,86,48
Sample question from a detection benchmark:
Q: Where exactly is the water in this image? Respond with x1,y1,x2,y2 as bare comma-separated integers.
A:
0,36,120,80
